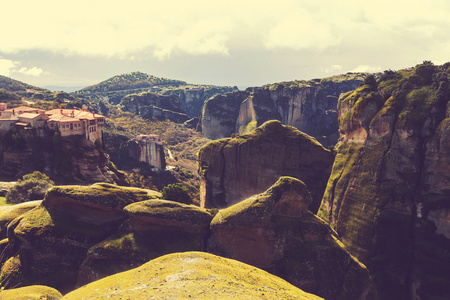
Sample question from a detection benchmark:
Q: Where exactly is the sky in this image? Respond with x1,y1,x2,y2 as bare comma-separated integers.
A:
1,0,450,90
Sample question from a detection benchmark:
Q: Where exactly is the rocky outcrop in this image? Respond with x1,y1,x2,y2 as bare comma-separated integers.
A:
208,177,376,300
201,90,251,139
78,200,215,285
201,73,368,146
118,92,190,123
318,63,450,299
197,120,334,212
63,252,322,300
0,131,119,184
0,200,41,239
0,285,63,300
128,135,166,169
0,183,160,293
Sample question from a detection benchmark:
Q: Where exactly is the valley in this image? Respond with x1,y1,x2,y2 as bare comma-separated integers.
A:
0,63,449,299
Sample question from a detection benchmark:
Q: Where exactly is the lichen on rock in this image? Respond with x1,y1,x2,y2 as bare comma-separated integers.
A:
209,177,376,300
64,252,323,300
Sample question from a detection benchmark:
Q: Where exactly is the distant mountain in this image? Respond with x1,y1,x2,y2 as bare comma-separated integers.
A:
44,86,86,93
76,71,186,94
73,71,238,117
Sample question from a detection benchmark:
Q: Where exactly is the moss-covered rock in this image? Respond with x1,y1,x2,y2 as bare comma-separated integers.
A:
0,200,41,239
43,183,160,226
198,120,333,213
0,285,63,300
124,199,215,232
64,252,323,300
318,62,450,299
209,177,375,300
0,183,160,293
77,200,215,285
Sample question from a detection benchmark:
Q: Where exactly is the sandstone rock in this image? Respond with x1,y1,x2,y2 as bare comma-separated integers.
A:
198,120,333,212
201,90,250,139
318,63,450,299
43,183,160,225
0,200,41,239
0,285,63,300
78,200,215,285
64,252,322,300
208,177,375,300
118,92,190,122
201,73,368,146
124,199,214,233
0,183,160,292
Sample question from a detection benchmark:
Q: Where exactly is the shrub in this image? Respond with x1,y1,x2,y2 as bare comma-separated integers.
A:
161,183,192,205
6,171,54,204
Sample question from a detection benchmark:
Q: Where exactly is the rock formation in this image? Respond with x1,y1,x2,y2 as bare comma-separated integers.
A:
0,183,160,293
63,252,322,300
201,90,251,139
118,92,190,123
208,177,376,300
318,63,450,299
201,73,368,146
0,285,63,300
78,200,215,285
197,120,334,212
0,132,119,184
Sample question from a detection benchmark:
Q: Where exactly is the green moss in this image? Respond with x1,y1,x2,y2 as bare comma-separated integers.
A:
0,285,63,300
63,252,322,300
237,120,257,135
124,200,214,226
44,183,160,209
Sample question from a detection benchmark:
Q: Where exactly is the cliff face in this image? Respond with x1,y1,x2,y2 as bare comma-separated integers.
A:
197,120,334,212
201,90,250,139
201,73,368,146
0,131,118,184
208,177,376,300
317,63,450,299
117,92,190,123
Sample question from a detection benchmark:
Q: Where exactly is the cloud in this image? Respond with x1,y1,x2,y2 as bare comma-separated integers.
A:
322,65,343,74
0,58,16,76
18,67,44,77
0,57,45,77
351,65,383,73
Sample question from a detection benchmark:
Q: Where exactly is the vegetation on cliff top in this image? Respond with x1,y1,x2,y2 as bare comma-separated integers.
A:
76,71,186,93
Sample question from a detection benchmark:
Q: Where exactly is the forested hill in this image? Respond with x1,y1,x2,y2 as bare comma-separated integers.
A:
0,75,47,93
72,71,238,108
76,71,186,93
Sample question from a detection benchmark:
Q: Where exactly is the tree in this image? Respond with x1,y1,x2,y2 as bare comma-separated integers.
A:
6,171,54,204
161,183,192,205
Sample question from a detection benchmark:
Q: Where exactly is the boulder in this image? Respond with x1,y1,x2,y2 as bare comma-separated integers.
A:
0,200,41,239
208,177,376,300
63,252,322,300
77,200,215,285
0,183,160,293
0,285,63,300
317,63,450,299
198,120,333,212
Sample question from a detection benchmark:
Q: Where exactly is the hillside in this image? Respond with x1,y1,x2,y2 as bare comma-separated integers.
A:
77,71,186,93
0,75,46,93
73,72,237,116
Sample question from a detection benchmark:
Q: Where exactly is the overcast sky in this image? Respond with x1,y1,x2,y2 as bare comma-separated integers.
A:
1,0,449,90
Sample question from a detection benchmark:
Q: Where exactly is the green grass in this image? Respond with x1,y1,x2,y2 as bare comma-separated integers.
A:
0,197,11,206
